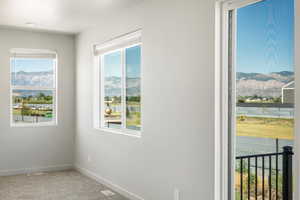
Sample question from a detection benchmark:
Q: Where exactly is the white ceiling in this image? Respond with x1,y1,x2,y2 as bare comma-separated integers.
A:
0,0,142,34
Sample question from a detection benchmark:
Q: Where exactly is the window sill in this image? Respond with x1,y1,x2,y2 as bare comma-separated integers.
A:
11,122,58,128
94,127,142,138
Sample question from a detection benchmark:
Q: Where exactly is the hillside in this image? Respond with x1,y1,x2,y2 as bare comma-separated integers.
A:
12,71,141,97
237,71,294,97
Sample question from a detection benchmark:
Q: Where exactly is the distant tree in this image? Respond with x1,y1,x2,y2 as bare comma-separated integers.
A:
274,96,282,103
21,101,32,121
105,96,110,101
44,95,52,102
126,107,130,118
127,96,141,102
238,99,245,103
38,93,45,100
14,97,22,103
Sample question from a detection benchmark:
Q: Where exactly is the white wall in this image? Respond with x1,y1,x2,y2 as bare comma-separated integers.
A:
0,28,76,175
75,0,215,199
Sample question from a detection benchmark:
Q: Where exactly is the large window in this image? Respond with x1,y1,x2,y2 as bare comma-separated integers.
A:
94,31,141,136
10,49,57,126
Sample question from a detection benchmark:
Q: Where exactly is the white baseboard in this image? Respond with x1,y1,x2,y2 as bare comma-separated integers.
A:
75,165,144,200
0,164,73,176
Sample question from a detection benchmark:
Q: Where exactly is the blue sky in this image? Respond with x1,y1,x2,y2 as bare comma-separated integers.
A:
237,0,294,74
126,45,141,78
104,45,141,78
12,58,54,72
104,51,121,77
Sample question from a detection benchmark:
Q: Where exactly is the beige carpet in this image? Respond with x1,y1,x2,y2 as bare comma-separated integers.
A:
0,170,130,200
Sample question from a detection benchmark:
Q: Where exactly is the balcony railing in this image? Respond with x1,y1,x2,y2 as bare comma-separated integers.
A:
236,146,294,200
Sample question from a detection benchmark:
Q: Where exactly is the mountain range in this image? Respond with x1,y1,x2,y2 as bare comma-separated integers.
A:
12,71,54,87
12,71,140,97
104,76,140,97
12,70,291,98
237,71,294,97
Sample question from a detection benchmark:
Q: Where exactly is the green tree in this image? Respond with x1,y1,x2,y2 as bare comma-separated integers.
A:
21,101,32,121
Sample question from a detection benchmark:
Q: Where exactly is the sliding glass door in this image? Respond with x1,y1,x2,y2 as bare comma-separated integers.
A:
226,0,295,199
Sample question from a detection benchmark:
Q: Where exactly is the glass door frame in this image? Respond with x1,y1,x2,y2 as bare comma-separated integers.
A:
216,0,298,199
214,0,297,200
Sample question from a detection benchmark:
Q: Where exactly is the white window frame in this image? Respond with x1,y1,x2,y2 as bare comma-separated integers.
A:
93,30,142,137
10,48,58,127
215,1,270,200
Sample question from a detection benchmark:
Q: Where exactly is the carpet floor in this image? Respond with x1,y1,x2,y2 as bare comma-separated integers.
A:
0,170,130,200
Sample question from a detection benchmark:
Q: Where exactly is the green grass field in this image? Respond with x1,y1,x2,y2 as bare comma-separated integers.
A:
126,112,141,127
13,109,52,116
237,116,294,140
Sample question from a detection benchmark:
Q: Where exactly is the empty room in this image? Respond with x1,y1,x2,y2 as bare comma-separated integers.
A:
0,0,299,200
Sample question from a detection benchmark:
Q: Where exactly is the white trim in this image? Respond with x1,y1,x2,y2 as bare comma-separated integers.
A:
215,1,264,200
11,86,55,91
10,54,57,59
224,0,264,10
216,2,231,200
95,127,141,138
75,165,144,200
215,2,222,200
11,121,57,128
94,30,142,55
121,48,126,130
282,81,295,89
53,57,58,125
10,48,57,59
9,49,58,127
94,41,142,137
93,54,101,129
228,9,237,200
0,164,73,176
100,54,105,128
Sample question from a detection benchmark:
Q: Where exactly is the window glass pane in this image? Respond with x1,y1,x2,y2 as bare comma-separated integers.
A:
234,0,294,199
126,45,141,131
236,0,294,154
11,58,54,88
12,90,54,124
103,51,122,129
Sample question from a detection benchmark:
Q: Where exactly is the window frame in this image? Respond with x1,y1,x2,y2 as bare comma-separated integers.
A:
93,32,142,137
216,1,264,200
10,50,58,127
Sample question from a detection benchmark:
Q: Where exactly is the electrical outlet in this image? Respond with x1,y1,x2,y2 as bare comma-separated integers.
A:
174,188,180,200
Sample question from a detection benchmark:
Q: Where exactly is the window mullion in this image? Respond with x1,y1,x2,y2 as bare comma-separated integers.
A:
11,86,55,91
121,49,127,130
52,88,57,124
100,56,105,128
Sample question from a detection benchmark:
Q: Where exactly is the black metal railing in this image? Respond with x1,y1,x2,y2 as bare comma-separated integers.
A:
236,146,294,200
